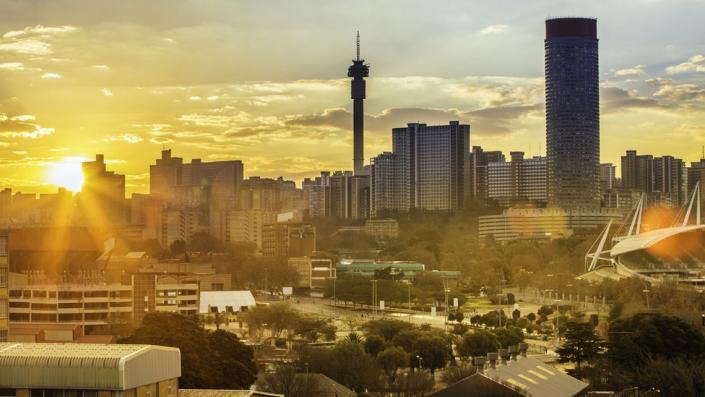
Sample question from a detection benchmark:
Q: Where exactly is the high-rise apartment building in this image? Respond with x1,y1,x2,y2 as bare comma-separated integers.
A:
0,231,7,342
599,163,616,193
469,146,506,202
621,150,654,192
238,176,301,212
487,152,547,207
219,208,276,251
545,18,600,209
392,121,471,211
370,152,407,217
79,154,126,226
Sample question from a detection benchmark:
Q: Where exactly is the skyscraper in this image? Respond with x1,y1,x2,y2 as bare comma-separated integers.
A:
392,121,470,211
545,18,600,209
348,31,369,174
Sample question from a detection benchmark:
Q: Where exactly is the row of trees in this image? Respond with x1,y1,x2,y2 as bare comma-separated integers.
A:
240,303,337,342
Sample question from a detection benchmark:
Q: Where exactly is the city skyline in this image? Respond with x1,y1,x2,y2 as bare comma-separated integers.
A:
1,0,705,194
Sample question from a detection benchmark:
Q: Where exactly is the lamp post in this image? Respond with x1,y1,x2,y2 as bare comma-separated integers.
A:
643,289,651,310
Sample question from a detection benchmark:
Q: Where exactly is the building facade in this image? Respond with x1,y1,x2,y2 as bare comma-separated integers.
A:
79,154,126,226
370,152,407,217
545,18,600,209
393,121,470,211
487,152,547,207
261,222,316,259
0,231,7,342
219,208,276,251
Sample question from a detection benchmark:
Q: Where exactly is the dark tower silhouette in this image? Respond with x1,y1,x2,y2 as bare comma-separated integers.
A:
545,17,600,209
348,31,369,174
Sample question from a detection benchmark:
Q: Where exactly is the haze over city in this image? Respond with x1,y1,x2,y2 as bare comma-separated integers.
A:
1,0,705,194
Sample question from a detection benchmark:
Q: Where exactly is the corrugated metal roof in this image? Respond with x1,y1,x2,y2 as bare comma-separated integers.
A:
483,357,588,397
0,343,181,390
180,390,283,397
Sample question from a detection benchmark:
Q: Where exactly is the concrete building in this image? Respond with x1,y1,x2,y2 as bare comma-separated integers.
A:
239,176,301,212
468,146,506,203
261,222,316,259
545,18,601,209
393,121,470,211
479,208,623,242
599,163,616,193
303,172,330,218
158,208,205,248
0,343,181,397
487,152,547,207
349,174,370,220
0,231,7,342
688,159,705,209
370,152,407,217
288,256,335,294
219,208,276,251
621,150,654,192
79,154,126,226
348,31,370,174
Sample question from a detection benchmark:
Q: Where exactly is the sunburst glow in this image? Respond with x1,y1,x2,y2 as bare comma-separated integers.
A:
46,157,86,191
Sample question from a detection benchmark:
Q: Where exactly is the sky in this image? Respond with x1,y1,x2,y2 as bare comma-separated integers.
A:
1,0,705,195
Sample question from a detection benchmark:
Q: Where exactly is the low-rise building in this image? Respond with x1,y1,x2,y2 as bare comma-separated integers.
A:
479,208,623,243
199,290,256,314
0,343,181,397
262,222,316,259
336,259,425,280
288,256,335,295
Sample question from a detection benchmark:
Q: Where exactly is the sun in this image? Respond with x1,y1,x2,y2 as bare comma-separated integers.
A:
46,157,86,192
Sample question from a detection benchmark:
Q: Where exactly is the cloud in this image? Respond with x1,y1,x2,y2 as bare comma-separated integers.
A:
2,25,78,39
0,114,54,139
665,54,705,75
601,86,668,113
0,39,52,55
615,65,646,77
0,62,24,71
41,72,61,79
101,88,113,96
479,24,509,35
104,133,144,143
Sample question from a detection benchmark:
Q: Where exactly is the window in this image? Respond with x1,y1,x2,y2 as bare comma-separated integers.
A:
0,267,6,287
0,298,8,318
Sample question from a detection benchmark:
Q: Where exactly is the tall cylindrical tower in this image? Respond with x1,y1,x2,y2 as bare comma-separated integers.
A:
348,32,369,174
545,18,600,209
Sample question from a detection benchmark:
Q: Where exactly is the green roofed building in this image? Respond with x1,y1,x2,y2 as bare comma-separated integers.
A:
336,259,425,279
0,343,181,397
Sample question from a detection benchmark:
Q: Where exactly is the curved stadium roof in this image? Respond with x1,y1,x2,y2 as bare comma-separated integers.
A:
610,225,705,257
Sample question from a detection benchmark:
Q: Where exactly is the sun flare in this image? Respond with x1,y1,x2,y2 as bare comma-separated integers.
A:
46,157,86,192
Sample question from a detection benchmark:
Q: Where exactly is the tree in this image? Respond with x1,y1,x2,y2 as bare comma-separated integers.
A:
457,329,500,360
494,326,524,348
170,239,187,256
119,312,256,389
363,318,413,342
556,322,604,377
527,313,537,322
378,347,410,383
415,335,449,373
256,362,325,397
512,309,521,321
365,334,387,356
506,293,515,305
303,341,383,393
189,231,222,253
607,313,705,372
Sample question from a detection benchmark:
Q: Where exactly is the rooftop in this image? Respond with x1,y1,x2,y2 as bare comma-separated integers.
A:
0,343,181,390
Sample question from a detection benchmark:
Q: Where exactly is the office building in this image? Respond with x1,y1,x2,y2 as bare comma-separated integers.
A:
348,31,370,174
0,231,7,342
599,163,616,192
239,176,302,212
261,222,316,259
219,208,276,251
621,150,654,192
0,343,181,397
486,152,547,207
392,121,471,211
370,152,408,217
545,18,600,209
479,208,622,242
469,146,506,202
79,154,126,226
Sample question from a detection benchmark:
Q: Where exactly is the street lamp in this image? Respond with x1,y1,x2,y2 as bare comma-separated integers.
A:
415,355,424,370
643,289,651,310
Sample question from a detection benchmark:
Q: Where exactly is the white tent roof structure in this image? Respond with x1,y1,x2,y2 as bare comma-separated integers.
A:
199,290,256,314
